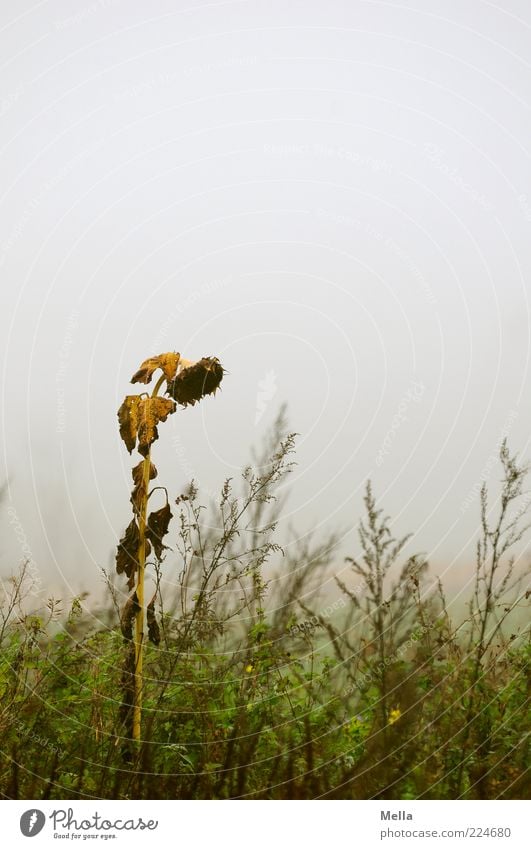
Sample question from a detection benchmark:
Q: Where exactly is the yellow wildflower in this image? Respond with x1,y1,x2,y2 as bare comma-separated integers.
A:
245,664,254,673
388,707,401,725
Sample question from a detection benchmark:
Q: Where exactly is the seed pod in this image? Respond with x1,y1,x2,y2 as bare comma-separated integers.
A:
167,357,224,407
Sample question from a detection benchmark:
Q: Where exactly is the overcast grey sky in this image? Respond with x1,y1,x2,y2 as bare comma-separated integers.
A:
1,0,530,602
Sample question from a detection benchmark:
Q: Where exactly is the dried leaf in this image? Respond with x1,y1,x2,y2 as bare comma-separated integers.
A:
120,591,139,641
130,481,146,518
147,594,161,645
137,397,176,457
132,460,158,487
130,460,158,516
146,502,173,560
117,396,143,453
131,352,180,385
116,519,139,581
167,357,224,407
116,519,151,588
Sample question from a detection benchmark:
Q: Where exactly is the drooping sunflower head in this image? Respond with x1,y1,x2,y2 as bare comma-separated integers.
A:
167,356,224,407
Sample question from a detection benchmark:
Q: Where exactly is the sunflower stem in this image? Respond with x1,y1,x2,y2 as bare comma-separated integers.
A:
132,373,165,742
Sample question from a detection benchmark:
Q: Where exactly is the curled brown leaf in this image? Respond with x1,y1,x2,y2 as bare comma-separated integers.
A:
130,460,158,516
147,594,161,645
120,591,140,641
137,397,176,457
131,352,180,385
116,518,151,588
146,502,173,560
116,519,139,581
132,460,158,487
117,396,143,454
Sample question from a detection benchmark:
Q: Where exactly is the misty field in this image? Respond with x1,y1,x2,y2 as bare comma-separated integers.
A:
0,401,529,800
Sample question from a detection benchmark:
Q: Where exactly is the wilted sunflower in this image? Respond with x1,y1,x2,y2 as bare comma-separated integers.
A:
167,356,224,407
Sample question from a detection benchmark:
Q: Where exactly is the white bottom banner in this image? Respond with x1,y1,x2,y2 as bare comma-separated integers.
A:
2,800,527,848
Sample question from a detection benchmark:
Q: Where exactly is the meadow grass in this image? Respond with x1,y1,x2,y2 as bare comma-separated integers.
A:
0,413,528,799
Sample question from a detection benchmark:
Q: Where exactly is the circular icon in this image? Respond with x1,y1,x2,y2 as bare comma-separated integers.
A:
20,810,46,837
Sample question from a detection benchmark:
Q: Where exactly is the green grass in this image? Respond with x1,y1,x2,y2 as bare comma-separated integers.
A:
0,414,528,799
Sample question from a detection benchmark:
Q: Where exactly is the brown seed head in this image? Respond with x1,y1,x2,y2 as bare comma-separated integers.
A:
167,356,224,407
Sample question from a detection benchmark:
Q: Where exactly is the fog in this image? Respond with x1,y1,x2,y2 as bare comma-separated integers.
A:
1,0,530,603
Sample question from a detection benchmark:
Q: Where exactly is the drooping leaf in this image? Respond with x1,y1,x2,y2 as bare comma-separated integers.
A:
132,460,158,488
116,519,139,581
147,594,161,645
116,519,151,588
137,397,176,457
146,502,173,560
130,480,146,518
130,460,158,515
167,357,224,407
117,395,143,453
120,591,139,641
131,352,181,385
